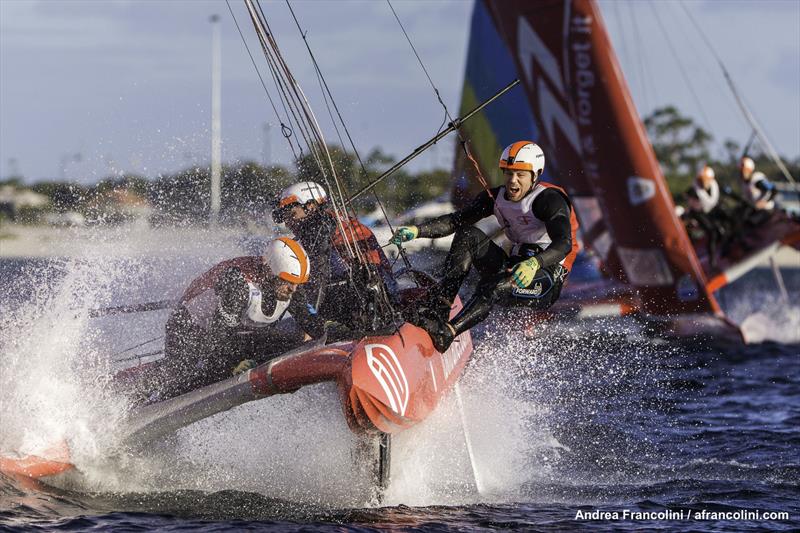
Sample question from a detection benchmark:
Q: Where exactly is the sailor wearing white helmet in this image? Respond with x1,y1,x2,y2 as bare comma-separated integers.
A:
391,141,579,352
273,181,397,337
739,157,776,211
685,165,727,268
152,237,323,400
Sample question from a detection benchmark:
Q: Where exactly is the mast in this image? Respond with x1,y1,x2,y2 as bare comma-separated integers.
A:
210,14,222,225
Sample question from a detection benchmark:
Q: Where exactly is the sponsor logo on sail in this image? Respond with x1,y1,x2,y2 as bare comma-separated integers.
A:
365,344,409,416
627,176,656,206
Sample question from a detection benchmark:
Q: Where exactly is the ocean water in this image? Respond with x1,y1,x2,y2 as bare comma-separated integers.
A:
0,253,798,531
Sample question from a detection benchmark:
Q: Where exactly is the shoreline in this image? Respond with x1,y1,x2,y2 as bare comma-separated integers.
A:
0,222,273,259
0,222,798,268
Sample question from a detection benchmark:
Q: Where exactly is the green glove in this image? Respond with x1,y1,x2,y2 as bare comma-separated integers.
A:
232,359,256,375
390,226,419,246
511,257,540,288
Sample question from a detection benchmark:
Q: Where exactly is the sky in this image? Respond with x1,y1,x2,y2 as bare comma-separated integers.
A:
0,0,798,185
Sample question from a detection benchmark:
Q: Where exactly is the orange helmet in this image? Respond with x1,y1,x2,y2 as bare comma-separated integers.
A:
263,237,310,284
499,141,545,177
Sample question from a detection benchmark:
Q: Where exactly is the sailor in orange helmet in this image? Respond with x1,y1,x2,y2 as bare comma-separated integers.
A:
391,141,579,352
272,181,397,336
151,237,323,400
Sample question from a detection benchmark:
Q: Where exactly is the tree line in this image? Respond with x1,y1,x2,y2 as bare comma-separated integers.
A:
3,104,797,225
644,105,799,199
1,146,452,226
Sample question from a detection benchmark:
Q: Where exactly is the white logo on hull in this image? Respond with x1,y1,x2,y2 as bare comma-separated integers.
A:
366,344,409,416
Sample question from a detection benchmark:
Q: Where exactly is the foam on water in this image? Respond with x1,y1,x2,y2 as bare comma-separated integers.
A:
0,226,252,481
0,250,675,510
718,266,800,344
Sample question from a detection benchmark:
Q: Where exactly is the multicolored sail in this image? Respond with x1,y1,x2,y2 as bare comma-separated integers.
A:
455,0,720,315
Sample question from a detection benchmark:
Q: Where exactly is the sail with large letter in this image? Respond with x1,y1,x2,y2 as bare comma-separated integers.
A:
455,0,720,316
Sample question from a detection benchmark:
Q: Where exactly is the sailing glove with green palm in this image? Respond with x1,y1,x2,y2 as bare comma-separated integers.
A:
390,226,419,246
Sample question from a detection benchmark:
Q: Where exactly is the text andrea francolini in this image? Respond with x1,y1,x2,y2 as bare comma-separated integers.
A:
575,509,765,521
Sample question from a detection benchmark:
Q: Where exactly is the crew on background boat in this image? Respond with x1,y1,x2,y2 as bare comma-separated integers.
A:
390,141,579,352
739,156,776,211
684,165,727,267
154,237,323,399
272,181,397,337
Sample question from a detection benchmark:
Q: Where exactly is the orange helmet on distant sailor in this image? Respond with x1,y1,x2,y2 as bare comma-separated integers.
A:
499,141,545,178
263,237,310,284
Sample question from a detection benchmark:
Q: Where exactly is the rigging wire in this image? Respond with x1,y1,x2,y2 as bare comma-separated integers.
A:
282,1,400,302
284,0,418,298
611,1,640,110
386,0,494,197
284,2,407,241
629,5,660,107
666,1,737,122
244,0,362,263
110,335,164,359
225,0,301,159
623,2,651,113
678,0,796,183
244,0,404,323
648,1,715,133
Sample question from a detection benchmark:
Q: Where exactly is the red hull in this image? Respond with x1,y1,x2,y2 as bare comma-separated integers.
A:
2,298,473,479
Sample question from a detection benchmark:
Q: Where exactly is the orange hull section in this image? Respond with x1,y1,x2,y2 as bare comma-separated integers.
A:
0,441,73,479
341,297,473,434
3,302,474,478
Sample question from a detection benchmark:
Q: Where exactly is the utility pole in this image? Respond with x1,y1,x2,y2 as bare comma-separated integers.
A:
263,122,272,167
210,14,222,225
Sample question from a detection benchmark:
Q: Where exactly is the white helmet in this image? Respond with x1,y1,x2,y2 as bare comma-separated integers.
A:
263,237,310,284
499,141,545,178
698,165,715,180
740,156,755,177
278,181,327,208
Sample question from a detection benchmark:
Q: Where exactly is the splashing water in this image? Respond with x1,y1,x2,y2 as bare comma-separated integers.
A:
0,256,134,467
2,235,797,530
717,267,800,344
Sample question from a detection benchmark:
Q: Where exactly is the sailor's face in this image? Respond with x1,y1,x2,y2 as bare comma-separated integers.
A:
504,169,534,202
275,279,299,301
699,173,715,188
285,204,309,233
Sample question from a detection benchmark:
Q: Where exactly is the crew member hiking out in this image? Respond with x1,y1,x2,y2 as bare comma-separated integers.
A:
272,181,397,337
684,165,727,268
148,237,323,401
740,156,777,212
391,141,579,352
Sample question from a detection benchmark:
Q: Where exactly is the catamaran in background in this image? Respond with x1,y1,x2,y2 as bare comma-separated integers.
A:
426,0,800,342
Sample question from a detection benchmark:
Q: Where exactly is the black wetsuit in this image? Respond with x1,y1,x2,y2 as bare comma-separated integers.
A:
148,259,324,402
289,210,397,335
415,184,576,340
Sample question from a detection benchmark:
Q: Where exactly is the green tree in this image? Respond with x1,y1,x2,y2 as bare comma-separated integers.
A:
644,105,712,197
